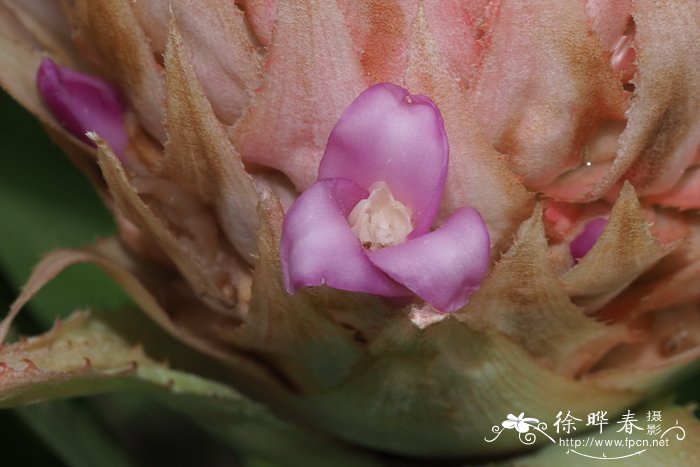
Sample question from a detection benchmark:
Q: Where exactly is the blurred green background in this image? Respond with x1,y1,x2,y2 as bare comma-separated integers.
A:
0,90,245,467
0,85,698,466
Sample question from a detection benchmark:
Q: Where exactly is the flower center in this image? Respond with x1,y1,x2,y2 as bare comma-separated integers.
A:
347,181,413,250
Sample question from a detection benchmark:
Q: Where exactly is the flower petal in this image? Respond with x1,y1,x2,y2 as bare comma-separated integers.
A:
281,178,409,297
319,83,449,237
570,217,608,261
36,58,128,157
368,207,490,312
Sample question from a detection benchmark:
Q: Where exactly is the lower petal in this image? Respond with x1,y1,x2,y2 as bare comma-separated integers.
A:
368,207,490,312
281,179,409,297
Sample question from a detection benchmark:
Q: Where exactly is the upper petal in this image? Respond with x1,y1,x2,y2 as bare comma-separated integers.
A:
319,83,449,237
368,207,490,312
281,178,409,297
36,58,128,157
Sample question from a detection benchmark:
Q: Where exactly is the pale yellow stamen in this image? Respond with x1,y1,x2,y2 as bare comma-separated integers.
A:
347,182,413,250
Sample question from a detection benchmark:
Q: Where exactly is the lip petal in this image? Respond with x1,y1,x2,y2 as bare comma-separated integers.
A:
368,207,490,312
36,58,128,157
281,178,410,297
319,83,449,237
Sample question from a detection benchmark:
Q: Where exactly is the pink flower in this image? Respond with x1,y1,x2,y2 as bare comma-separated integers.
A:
281,83,490,312
570,217,609,262
36,58,128,158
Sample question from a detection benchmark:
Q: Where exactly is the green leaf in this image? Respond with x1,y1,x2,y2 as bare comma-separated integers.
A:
0,408,67,466
0,312,382,467
15,400,135,467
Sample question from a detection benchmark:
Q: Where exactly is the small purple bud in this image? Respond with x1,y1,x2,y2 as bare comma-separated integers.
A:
36,58,128,158
570,217,608,262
